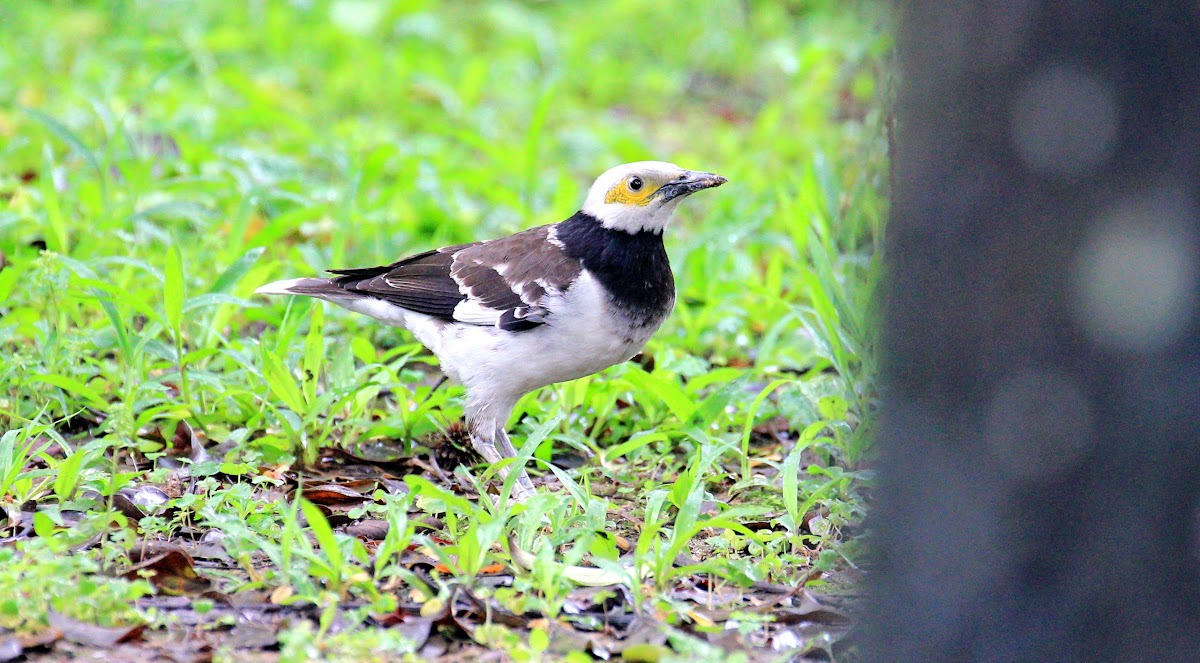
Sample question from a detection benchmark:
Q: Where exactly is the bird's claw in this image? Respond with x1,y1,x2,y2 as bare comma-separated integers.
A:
508,472,536,502
470,432,536,503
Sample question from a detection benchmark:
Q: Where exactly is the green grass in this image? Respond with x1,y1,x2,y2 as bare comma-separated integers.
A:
1,0,889,659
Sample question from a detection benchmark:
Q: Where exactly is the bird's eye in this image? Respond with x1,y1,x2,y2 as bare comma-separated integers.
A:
629,177,643,191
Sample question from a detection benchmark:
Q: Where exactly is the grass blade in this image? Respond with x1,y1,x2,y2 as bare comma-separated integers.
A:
209,246,265,293
31,374,108,411
621,366,696,421
164,243,185,334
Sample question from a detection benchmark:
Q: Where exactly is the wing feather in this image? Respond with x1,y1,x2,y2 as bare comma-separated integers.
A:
326,226,581,331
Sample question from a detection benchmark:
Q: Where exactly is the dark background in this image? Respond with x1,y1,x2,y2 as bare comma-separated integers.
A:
868,2,1200,659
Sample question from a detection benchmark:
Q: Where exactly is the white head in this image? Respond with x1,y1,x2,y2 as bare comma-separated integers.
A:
580,161,727,234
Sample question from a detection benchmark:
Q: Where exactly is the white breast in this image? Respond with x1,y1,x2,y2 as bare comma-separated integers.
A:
321,272,668,401
431,272,663,398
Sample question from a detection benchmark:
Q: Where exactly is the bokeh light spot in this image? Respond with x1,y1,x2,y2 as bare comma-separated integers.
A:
985,368,1093,480
1010,65,1118,179
1071,189,1199,352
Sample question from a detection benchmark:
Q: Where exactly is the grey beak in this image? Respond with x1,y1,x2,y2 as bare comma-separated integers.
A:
656,170,728,202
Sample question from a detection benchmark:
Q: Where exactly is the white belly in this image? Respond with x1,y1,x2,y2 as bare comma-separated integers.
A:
435,273,665,397
328,272,669,399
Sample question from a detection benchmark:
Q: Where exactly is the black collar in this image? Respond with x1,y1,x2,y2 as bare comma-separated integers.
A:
556,211,675,324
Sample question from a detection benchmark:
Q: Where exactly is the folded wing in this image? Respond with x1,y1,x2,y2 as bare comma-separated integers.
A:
328,225,581,332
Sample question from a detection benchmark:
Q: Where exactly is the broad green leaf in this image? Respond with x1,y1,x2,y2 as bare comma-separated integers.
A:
818,395,849,421
0,430,19,489
403,475,478,517
0,258,24,302
302,304,325,405
262,349,306,415
782,435,806,528
31,374,108,411
33,511,57,539
621,365,696,421
461,517,504,577
644,489,669,527
53,447,90,500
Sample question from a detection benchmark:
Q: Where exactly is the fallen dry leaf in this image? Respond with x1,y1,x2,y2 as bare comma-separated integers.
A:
385,616,433,651
224,622,281,650
344,519,389,540
301,483,367,505
48,611,144,648
124,542,212,595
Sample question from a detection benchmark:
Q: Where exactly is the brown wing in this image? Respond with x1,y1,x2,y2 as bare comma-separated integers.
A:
328,226,582,332
328,245,468,318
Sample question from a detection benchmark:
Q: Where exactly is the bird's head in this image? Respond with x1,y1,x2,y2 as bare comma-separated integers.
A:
581,161,727,234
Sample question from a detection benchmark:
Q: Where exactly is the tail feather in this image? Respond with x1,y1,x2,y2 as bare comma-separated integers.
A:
255,277,341,298
256,276,416,328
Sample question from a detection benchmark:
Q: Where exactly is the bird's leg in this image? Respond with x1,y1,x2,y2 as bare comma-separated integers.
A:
493,425,519,457
467,425,536,502
493,423,536,498
465,396,535,502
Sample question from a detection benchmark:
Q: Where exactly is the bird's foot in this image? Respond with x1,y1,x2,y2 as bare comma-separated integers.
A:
508,470,536,502
470,433,537,503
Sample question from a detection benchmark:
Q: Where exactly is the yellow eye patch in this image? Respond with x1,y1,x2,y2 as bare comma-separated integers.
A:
605,176,660,206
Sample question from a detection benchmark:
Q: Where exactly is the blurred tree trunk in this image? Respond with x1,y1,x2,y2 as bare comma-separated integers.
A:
865,2,1200,660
